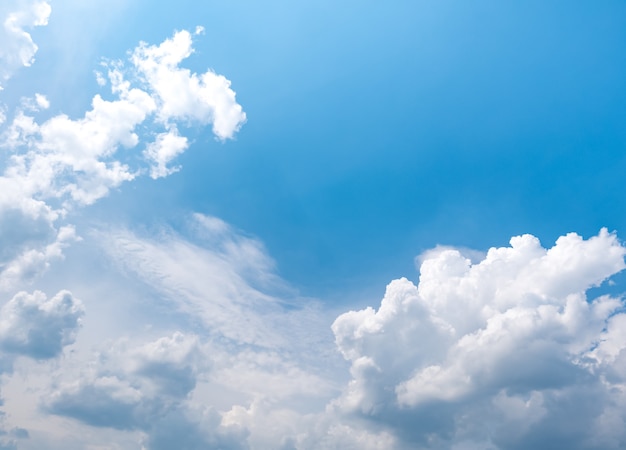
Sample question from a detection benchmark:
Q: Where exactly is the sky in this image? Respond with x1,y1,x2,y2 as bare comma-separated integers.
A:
0,0,626,449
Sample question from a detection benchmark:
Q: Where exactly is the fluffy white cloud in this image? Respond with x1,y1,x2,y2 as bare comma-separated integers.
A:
0,28,246,287
331,229,626,448
130,28,247,140
143,128,188,179
0,0,50,88
4,87,156,206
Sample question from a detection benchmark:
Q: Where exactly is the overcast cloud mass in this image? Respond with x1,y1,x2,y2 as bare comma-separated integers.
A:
0,1,626,449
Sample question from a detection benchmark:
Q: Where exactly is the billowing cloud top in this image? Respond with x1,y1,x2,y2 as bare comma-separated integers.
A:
332,229,626,449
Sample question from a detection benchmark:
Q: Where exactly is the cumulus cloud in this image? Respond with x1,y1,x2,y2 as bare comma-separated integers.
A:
0,28,246,287
44,332,252,449
130,28,247,140
331,229,626,448
143,128,188,179
45,332,201,426
0,0,51,88
44,329,387,450
0,289,83,361
131,332,202,398
0,287,81,448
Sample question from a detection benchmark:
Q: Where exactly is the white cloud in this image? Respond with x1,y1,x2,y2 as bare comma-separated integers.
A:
0,289,83,361
0,0,51,88
6,218,626,449
100,214,327,351
0,23,249,436
130,332,202,398
45,332,202,430
33,93,48,109
143,128,188,179
131,29,247,140
5,88,156,205
222,400,397,450
0,28,246,287
0,225,78,290
331,229,626,448
32,215,343,449
44,332,252,450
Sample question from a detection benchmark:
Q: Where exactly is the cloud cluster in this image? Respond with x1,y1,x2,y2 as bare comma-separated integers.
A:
332,229,626,448
0,27,246,289
38,215,350,449
0,289,82,448
0,17,247,446
17,222,626,449
0,0,50,89
43,331,249,449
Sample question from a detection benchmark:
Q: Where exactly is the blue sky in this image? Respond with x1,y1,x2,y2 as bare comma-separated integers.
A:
1,1,626,449
77,0,626,299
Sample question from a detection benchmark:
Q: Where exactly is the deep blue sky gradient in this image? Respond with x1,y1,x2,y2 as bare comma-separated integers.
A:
56,0,626,303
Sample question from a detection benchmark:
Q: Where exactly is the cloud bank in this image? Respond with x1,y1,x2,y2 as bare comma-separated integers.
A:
27,224,626,449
